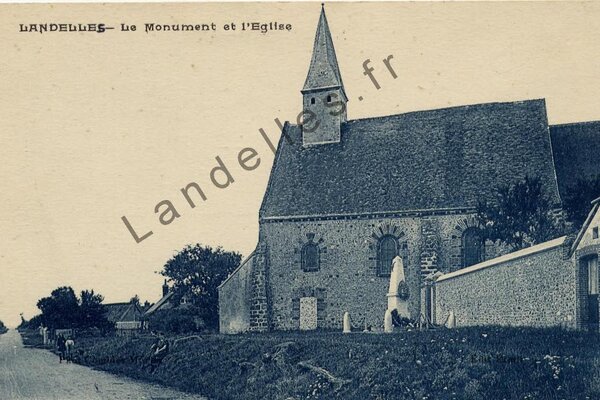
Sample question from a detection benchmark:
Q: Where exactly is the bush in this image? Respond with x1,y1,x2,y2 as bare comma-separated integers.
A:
145,309,206,334
0,320,7,334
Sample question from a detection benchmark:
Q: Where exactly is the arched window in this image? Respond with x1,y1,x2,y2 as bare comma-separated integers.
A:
310,97,316,105
377,235,397,276
302,243,320,272
462,228,484,268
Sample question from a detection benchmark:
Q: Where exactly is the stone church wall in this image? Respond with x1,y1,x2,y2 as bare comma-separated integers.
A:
260,212,502,330
434,238,577,329
218,252,255,334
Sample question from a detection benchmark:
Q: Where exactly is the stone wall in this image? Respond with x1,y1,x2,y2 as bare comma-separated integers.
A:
218,252,255,334
249,244,271,332
434,237,577,329
260,211,504,331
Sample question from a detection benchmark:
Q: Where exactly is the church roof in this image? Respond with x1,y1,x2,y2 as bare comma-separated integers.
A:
260,99,563,219
550,121,600,196
302,6,345,94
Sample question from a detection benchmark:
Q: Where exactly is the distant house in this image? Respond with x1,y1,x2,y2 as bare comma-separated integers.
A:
143,280,191,317
144,281,175,316
104,298,145,335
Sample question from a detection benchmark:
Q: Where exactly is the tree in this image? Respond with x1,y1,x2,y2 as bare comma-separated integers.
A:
36,286,80,329
562,175,600,230
159,244,242,330
34,286,111,331
477,176,565,251
79,290,111,331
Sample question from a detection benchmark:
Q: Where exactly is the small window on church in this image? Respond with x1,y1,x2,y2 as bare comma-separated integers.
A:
327,95,332,103
310,97,316,105
462,228,484,268
593,227,599,240
377,235,397,277
302,243,320,272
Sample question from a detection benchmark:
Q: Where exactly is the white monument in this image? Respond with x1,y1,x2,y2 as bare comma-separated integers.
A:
387,256,409,318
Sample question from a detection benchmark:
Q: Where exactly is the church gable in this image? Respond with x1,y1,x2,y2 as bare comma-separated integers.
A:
261,99,561,219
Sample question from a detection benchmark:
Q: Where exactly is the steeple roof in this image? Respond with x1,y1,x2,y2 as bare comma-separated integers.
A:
302,5,345,94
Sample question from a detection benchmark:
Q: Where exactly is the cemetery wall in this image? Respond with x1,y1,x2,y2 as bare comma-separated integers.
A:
434,237,577,329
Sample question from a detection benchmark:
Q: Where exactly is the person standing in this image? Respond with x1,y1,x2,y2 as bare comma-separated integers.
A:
149,335,169,373
65,337,75,363
56,334,66,363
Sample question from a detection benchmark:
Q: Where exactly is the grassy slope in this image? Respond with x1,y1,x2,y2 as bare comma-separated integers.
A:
64,327,600,399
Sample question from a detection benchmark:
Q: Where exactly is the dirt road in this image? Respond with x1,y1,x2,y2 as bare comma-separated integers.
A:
0,329,207,400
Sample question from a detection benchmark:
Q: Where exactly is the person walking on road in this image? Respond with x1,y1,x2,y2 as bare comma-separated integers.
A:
65,337,75,363
56,334,66,363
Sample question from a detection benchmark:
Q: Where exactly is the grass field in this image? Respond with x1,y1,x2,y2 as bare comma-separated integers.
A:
26,326,600,400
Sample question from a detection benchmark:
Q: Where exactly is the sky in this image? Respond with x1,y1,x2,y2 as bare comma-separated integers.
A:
1,2,600,327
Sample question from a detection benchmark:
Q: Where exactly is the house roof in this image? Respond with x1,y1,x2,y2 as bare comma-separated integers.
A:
260,99,562,219
143,291,174,316
302,6,345,94
104,302,143,323
569,197,600,255
550,121,600,197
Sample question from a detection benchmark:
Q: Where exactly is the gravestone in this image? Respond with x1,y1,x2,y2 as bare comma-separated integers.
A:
445,311,456,329
384,309,393,333
299,296,318,330
343,312,351,333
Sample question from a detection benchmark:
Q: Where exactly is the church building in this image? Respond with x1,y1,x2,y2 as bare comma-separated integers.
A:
218,6,600,333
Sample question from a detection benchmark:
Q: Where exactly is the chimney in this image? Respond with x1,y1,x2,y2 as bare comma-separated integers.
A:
162,280,169,297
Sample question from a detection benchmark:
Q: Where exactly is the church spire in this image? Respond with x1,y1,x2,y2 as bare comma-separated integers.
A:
301,5,347,146
302,4,346,97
